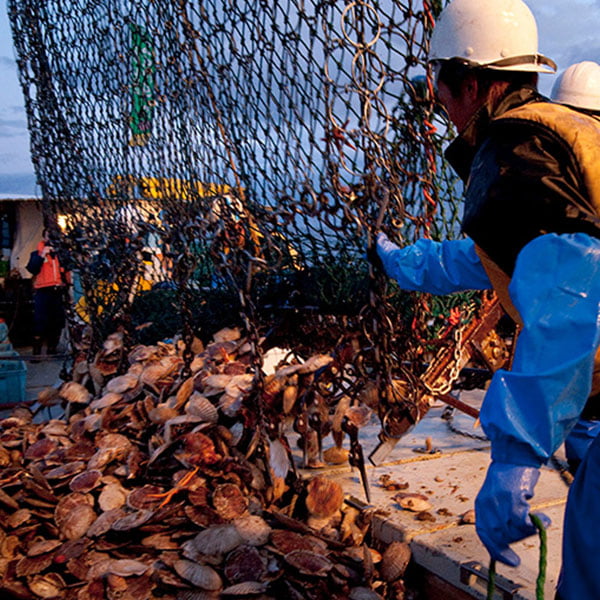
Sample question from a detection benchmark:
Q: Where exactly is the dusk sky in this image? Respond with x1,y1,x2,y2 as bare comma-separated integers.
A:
1,0,599,196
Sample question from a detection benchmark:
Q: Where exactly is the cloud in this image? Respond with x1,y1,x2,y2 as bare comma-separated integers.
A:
0,55,16,69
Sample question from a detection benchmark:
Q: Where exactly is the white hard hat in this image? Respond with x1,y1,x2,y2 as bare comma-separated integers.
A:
551,61,600,111
429,0,556,74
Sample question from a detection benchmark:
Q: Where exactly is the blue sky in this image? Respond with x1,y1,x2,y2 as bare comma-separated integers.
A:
1,0,599,196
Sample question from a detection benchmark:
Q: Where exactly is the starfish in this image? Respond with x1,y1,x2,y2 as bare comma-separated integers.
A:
147,466,200,508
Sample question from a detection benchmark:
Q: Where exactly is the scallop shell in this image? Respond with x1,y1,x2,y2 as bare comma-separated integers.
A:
212,483,249,521
380,541,411,582
89,392,124,411
24,438,57,461
224,374,254,398
186,393,219,423
393,492,432,513
69,469,103,493
221,581,268,596
323,446,349,465
87,558,151,579
268,438,290,479
270,530,328,555
344,405,373,429
58,381,91,404
106,373,139,394
87,508,127,537
173,376,195,409
27,572,66,598
127,484,164,510
218,393,242,417
141,533,179,550
140,361,176,389
111,509,154,531
296,354,334,374
148,403,179,424
460,509,476,524
128,344,159,363
223,545,266,584
174,560,223,591
40,420,69,437
27,539,62,557
192,524,244,556
8,509,31,529
212,327,242,343
305,476,344,518
284,549,333,577
57,503,97,541
98,482,128,512
202,373,233,394
181,432,220,465
102,332,124,354
233,515,272,546
54,493,96,540
45,461,87,480
16,553,54,577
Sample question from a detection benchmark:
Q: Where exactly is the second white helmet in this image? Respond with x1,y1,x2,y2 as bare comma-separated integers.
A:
429,0,556,73
551,61,600,111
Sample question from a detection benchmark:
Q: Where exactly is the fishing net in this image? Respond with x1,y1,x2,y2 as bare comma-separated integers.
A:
8,0,482,407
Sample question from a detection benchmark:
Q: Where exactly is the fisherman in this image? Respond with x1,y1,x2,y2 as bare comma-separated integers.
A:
550,60,600,476
374,0,600,598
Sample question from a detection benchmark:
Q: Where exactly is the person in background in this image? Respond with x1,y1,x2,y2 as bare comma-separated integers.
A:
374,0,600,597
551,60,600,115
26,227,70,356
550,60,600,476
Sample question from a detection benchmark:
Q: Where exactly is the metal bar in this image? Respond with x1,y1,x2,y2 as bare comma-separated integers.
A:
437,393,480,420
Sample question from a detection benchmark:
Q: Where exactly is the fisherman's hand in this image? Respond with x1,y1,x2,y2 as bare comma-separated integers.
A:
475,462,551,567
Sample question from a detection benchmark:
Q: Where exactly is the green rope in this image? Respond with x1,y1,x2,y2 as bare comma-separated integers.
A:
487,558,496,600
486,513,548,600
530,513,548,600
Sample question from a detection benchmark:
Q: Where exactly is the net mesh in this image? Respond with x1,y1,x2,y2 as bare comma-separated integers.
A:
8,0,477,409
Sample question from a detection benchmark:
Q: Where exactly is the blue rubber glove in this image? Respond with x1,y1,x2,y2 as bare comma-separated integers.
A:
376,232,491,295
475,462,551,567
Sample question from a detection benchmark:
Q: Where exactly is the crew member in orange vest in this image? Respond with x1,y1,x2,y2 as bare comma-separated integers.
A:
27,228,70,356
